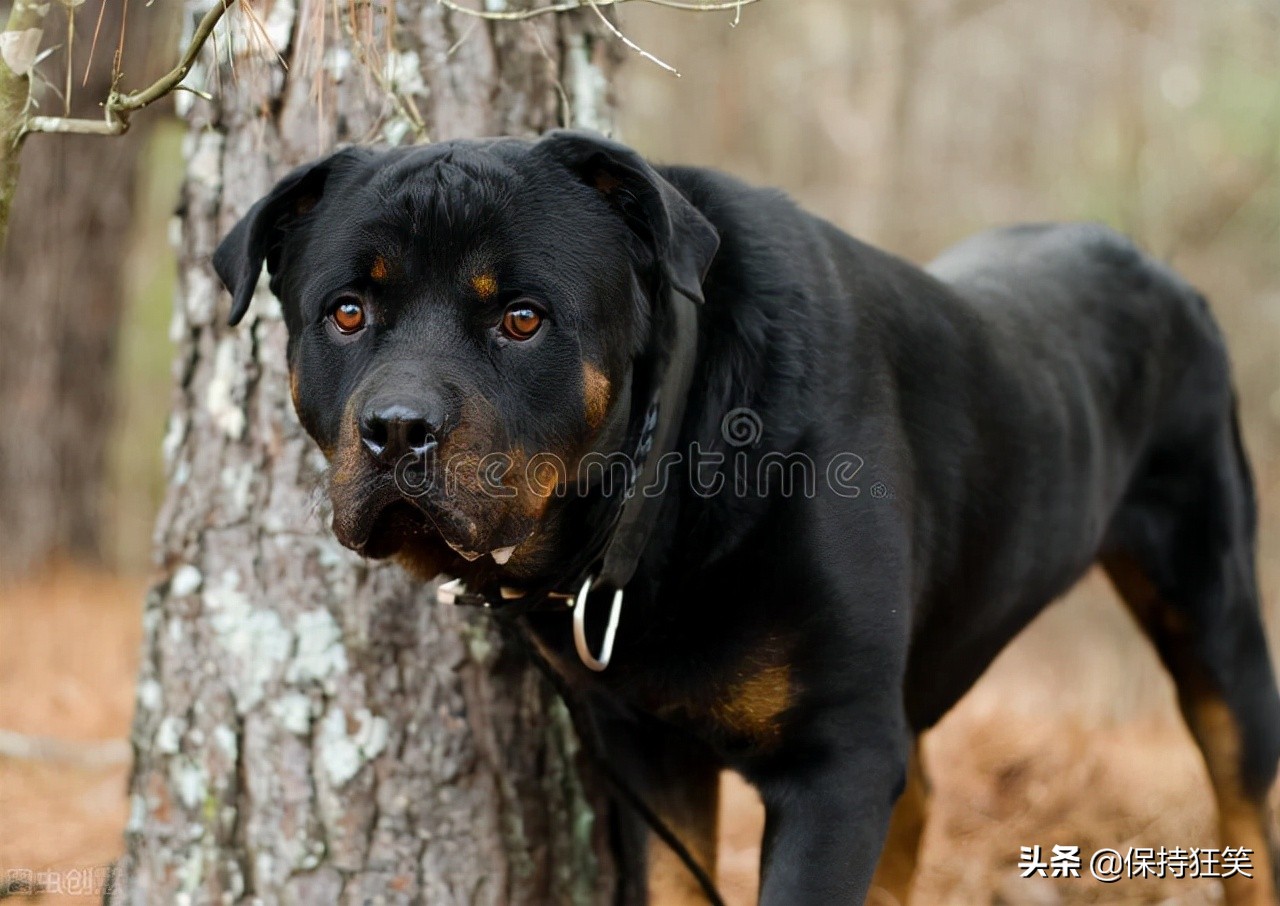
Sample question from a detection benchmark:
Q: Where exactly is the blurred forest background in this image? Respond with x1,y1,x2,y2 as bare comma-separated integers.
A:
1,1,1278,903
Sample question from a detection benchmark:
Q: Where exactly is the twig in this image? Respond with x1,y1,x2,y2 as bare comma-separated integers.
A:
22,0,238,136
62,2,72,115
111,0,129,91
436,0,761,23
25,112,123,134
436,0,758,76
528,18,571,126
340,3,429,144
83,0,107,87
237,0,288,71
583,0,678,76
445,16,479,57
111,0,233,116
0,728,131,769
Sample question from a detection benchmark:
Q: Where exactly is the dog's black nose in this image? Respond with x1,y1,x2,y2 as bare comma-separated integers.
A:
359,403,439,464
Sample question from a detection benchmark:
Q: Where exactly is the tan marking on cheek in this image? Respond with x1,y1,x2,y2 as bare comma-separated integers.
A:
370,255,389,282
325,412,371,544
582,362,612,430
524,450,567,501
470,271,498,299
498,447,560,537
329,403,365,486
288,368,302,410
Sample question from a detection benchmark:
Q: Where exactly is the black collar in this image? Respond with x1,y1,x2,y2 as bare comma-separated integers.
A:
439,284,703,670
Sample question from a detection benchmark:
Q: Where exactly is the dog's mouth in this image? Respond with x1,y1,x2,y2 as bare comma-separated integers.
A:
340,492,468,558
359,500,433,560
334,487,537,580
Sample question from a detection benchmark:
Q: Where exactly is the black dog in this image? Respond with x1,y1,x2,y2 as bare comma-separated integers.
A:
214,130,1280,905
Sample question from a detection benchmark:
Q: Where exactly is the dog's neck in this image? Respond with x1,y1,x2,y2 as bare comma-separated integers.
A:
447,281,703,625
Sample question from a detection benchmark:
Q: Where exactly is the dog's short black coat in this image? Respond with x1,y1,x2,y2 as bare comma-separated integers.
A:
215,131,1280,905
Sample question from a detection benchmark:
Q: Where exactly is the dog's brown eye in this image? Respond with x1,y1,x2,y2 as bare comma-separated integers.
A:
332,299,366,334
501,304,543,341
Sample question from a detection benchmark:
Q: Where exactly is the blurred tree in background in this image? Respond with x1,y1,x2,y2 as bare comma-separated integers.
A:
617,0,1280,635
0,1,178,584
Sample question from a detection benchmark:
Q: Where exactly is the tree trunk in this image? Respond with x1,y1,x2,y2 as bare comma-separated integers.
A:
112,3,619,903
0,3,175,583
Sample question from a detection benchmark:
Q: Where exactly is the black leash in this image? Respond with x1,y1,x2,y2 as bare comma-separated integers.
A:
511,629,728,906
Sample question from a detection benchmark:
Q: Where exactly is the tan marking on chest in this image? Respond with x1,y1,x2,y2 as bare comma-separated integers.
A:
652,659,794,749
714,663,793,743
582,362,612,430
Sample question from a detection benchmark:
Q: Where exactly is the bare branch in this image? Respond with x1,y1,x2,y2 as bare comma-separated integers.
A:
584,0,679,76
20,0,237,138
62,3,73,115
436,0,758,74
24,112,124,134
436,0,761,23
111,0,235,117
83,0,108,87
1,0,59,251
0,728,131,769
4,0,748,251
340,5,430,144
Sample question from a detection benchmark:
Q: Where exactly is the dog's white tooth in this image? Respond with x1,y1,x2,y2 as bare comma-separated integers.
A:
490,545,516,565
446,539,482,561
437,578,465,606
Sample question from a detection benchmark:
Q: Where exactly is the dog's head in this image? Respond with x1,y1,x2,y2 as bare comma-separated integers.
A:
213,131,718,584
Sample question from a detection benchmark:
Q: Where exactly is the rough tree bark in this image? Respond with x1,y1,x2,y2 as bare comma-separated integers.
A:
112,2,619,903
0,3,175,583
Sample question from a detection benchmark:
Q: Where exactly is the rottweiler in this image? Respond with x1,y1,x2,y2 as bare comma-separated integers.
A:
214,130,1280,905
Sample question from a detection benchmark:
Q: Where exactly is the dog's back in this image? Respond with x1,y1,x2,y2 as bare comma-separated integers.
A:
929,222,1280,893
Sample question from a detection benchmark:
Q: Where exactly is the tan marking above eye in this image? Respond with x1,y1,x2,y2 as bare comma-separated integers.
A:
471,271,499,299
370,255,389,281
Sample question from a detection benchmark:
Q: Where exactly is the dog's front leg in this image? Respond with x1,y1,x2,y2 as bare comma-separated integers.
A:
756,713,910,905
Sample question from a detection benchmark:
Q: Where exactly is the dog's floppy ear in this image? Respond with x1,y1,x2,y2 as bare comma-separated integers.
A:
535,130,719,304
213,148,365,326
